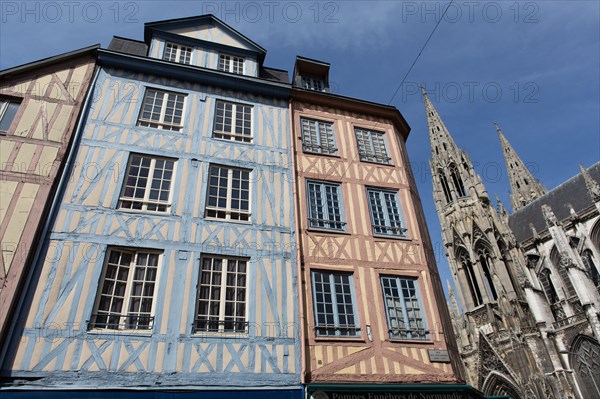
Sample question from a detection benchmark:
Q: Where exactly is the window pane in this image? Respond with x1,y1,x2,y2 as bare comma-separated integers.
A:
381,276,427,339
355,128,390,164
92,249,160,331
195,256,248,333
119,155,174,212
205,165,251,221
301,118,336,155
307,181,344,230
138,89,185,131
213,101,252,142
0,101,20,133
312,271,358,337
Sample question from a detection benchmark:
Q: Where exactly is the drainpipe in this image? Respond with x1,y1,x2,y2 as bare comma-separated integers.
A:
288,97,307,398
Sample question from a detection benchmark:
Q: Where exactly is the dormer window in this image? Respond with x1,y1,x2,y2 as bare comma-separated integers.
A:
163,43,192,65
302,76,324,91
218,54,244,74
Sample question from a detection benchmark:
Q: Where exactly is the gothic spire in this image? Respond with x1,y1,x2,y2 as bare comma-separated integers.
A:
495,122,546,211
422,87,460,158
447,279,460,318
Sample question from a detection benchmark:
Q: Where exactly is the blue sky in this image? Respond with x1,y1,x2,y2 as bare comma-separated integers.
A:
2,1,599,300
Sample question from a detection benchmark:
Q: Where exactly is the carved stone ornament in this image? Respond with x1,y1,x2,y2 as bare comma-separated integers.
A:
580,163,600,200
542,204,559,228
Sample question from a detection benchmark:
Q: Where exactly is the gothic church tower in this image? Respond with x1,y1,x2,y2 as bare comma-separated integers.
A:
495,123,547,211
423,89,566,398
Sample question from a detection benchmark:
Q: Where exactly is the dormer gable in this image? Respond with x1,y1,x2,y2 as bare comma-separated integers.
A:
292,56,330,92
144,15,266,77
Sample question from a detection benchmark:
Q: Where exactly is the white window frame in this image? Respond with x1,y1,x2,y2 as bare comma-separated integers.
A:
0,98,20,135
380,276,428,340
366,188,408,237
118,154,176,213
163,42,193,65
306,180,346,231
194,255,249,334
212,100,253,143
354,128,391,164
205,164,252,222
90,248,162,331
218,53,245,74
311,270,360,337
137,88,186,132
300,117,337,155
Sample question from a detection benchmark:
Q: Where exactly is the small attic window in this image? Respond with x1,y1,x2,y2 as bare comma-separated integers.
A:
302,76,325,92
163,43,192,65
218,54,244,75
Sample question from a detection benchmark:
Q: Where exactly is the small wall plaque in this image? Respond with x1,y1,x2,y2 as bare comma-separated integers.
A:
428,349,451,363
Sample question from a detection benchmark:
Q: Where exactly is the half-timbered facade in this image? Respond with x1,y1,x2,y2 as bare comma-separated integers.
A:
0,47,97,348
290,57,473,398
1,16,300,399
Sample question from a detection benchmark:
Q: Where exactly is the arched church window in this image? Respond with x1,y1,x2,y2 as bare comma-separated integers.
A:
438,170,453,203
443,143,447,151
591,219,600,253
450,164,467,197
477,244,498,300
539,268,559,304
550,246,577,298
457,248,483,306
582,249,600,287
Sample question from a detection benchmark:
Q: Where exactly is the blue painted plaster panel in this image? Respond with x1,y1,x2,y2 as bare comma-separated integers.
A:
5,65,299,388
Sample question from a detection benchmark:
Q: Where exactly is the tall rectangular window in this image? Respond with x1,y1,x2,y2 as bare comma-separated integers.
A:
213,100,252,143
380,276,428,340
90,248,160,330
311,271,359,337
119,154,175,212
205,165,251,221
306,180,345,231
163,43,192,65
301,118,337,155
137,88,185,131
354,128,391,164
218,54,244,74
367,188,407,237
0,98,20,135
194,256,248,333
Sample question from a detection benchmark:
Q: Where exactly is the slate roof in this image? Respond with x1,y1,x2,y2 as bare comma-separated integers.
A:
259,67,289,84
508,162,600,243
107,37,148,57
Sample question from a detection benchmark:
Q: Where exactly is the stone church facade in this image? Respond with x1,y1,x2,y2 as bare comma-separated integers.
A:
423,88,600,399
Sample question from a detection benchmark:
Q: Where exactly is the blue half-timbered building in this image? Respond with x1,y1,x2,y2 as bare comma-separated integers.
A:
1,15,300,399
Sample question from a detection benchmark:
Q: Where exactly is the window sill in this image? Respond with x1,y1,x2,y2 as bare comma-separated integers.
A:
135,124,184,134
204,216,252,225
358,159,395,167
302,150,340,158
372,234,412,241
314,336,366,343
190,332,249,339
86,329,153,337
212,135,253,145
388,338,434,345
117,207,173,217
306,227,350,235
